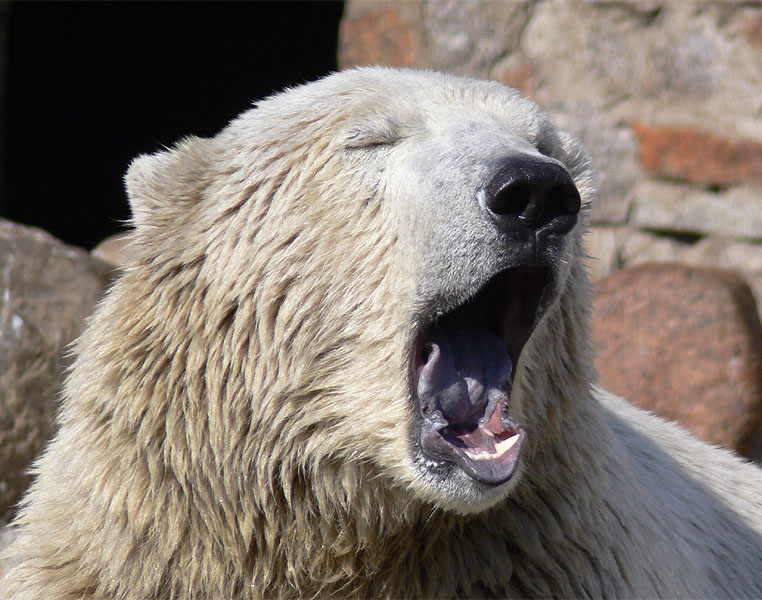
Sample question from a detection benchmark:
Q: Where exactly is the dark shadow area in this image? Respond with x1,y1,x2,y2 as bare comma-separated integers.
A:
2,1,344,248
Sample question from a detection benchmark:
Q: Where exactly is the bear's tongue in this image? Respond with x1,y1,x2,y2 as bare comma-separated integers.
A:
417,322,525,485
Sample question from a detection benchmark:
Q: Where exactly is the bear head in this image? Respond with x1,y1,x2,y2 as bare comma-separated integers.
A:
119,67,594,523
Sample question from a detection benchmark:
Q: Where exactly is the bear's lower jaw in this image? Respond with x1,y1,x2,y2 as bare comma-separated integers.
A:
421,397,526,485
412,265,549,487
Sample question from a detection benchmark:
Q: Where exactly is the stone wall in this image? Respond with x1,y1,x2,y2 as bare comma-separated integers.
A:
0,220,114,525
339,0,762,313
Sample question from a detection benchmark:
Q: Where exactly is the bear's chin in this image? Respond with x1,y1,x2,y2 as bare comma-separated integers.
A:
413,450,529,514
408,265,552,511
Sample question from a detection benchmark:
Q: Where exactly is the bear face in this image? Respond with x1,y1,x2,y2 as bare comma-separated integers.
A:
122,67,593,516
389,129,584,511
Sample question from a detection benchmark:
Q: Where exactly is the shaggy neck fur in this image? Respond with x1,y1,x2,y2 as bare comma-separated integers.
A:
6,250,621,600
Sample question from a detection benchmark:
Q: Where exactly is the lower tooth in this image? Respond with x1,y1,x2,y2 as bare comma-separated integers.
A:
463,433,520,461
495,433,520,457
464,449,494,460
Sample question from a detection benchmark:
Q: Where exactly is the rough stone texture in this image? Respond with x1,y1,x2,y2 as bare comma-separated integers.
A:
338,1,422,69
618,229,686,267
632,123,762,187
0,219,114,523
593,263,762,461
339,1,531,78
632,182,762,241
421,1,530,78
682,236,762,274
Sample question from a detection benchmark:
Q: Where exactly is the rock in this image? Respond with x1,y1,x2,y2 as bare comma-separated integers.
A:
631,123,762,188
519,2,762,119
618,228,686,266
0,220,114,523
592,263,762,461
338,0,530,79
744,9,762,52
632,181,762,241
338,1,423,69
421,0,529,77
680,236,762,274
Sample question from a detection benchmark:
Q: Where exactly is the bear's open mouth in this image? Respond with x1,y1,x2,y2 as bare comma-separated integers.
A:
414,266,551,485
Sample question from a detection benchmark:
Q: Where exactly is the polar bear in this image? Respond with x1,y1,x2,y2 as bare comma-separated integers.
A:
2,68,762,599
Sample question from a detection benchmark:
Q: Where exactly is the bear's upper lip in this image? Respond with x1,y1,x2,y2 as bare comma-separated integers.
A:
413,265,551,485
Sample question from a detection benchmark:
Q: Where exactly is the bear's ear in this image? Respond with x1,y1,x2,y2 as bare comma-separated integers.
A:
124,135,214,230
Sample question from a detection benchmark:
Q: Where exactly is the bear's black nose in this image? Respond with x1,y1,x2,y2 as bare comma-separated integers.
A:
478,156,581,234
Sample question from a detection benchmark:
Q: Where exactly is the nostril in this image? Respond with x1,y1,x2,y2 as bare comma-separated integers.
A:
485,179,532,218
544,181,581,222
480,157,581,231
